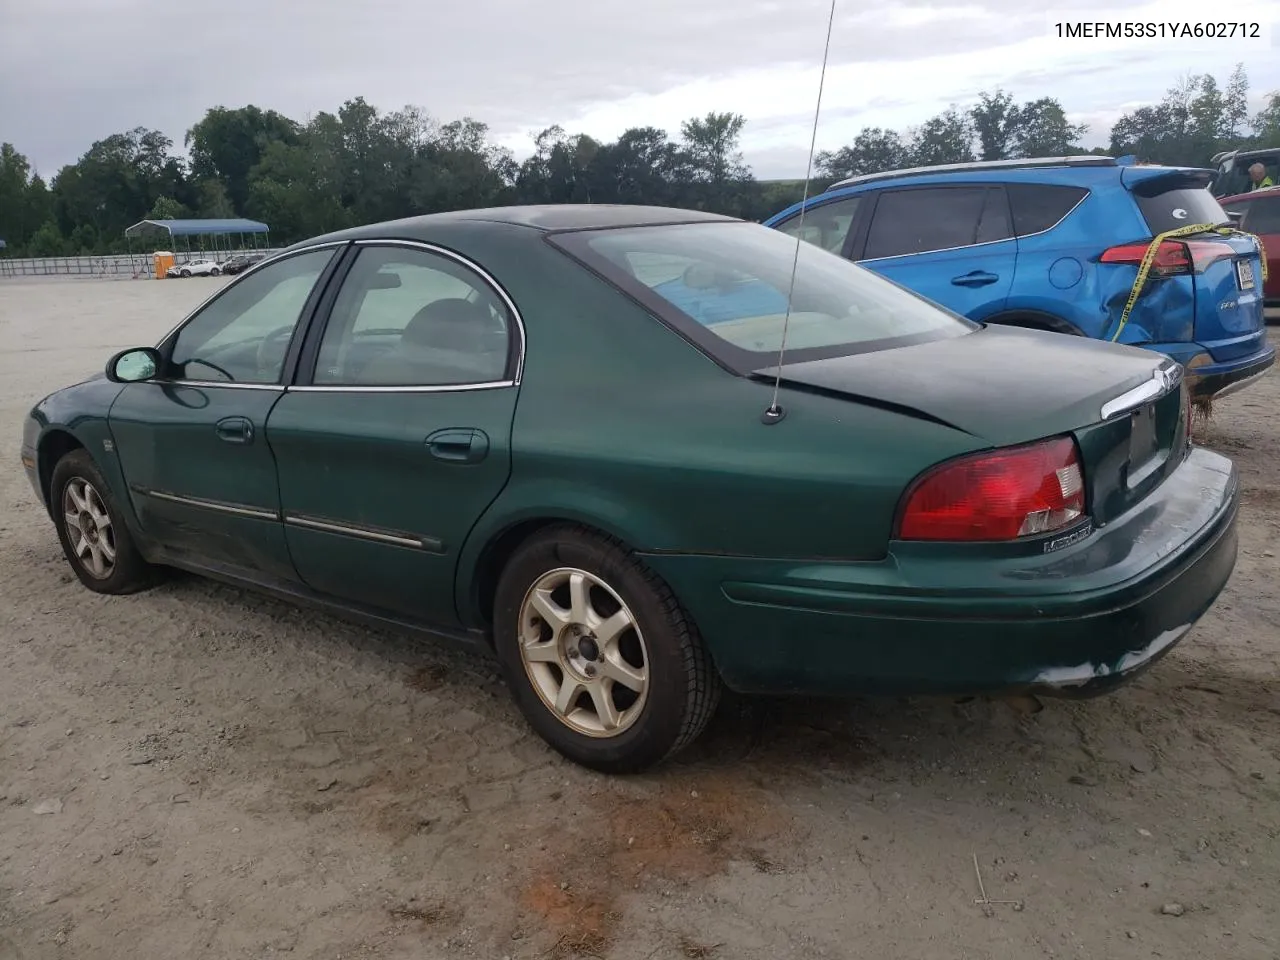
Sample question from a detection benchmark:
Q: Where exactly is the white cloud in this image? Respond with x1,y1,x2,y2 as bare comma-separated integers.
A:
2,0,1278,178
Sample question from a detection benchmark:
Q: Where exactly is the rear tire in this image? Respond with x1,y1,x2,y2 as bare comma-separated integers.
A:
492,524,720,773
50,450,157,595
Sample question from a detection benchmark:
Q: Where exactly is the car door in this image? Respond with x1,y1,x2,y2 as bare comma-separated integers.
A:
266,240,522,628
850,185,1016,319
1238,195,1280,315
108,244,343,579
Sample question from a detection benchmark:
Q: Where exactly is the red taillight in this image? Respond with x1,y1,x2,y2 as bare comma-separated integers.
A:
897,437,1086,542
1100,238,1234,276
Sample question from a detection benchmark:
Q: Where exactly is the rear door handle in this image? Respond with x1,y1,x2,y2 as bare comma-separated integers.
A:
425,428,489,463
951,270,999,287
215,416,254,444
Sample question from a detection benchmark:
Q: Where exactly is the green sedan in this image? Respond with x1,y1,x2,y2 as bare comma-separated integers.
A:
20,205,1239,773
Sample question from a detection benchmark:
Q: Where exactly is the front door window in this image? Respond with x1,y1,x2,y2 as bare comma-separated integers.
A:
169,248,336,384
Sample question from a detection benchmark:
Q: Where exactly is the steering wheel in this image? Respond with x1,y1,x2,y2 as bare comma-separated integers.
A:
185,357,237,382
255,325,295,376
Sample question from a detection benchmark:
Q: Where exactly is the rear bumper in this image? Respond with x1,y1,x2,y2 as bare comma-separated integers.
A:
643,447,1238,698
1184,343,1275,399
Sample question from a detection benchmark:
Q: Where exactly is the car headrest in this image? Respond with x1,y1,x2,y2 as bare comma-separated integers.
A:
402,298,499,353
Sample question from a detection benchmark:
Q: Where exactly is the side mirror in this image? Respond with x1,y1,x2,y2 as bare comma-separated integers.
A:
1226,210,1244,225
106,347,160,383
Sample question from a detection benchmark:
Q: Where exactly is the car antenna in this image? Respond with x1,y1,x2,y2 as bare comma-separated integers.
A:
762,0,839,426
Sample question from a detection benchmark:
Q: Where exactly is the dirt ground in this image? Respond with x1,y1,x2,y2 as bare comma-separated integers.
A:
1,276,1277,960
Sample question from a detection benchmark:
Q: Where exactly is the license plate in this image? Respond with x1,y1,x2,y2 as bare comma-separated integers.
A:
1129,402,1159,470
1236,259,1255,290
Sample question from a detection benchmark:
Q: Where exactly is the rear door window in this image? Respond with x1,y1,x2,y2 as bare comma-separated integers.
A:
975,187,1013,244
863,187,988,259
1005,183,1088,236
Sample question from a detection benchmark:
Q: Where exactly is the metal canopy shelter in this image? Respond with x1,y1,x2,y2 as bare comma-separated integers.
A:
123,218,272,271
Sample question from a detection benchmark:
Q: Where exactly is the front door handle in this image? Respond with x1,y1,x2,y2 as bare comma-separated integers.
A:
425,428,489,463
215,416,254,444
951,270,999,288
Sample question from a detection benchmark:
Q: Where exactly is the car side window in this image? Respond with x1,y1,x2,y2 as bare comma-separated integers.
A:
775,196,861,254
974,187,1013,244
862,187,988,259
1244,199,1280,233
313,245,513,387
1005,184,1088,236
169,248,336,384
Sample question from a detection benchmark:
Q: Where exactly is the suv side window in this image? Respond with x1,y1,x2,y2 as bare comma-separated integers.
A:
863,187,993,259
1006,183,1088,236
775,196,861,254
975,187,1013,244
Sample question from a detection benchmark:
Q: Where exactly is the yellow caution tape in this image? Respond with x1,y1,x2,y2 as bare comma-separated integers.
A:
1109,223,1270,343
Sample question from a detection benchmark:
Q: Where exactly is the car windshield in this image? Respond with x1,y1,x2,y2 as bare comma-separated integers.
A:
551,221,973,372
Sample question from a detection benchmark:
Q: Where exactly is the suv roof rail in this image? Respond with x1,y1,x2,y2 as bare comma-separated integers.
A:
825,155,1122,191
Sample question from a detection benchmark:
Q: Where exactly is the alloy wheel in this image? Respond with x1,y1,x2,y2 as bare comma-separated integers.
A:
62,477,116,579
517,567,649,737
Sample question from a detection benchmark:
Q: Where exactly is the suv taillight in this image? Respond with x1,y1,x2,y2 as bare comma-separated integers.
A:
1100,238,1234,276
897,436,1086,542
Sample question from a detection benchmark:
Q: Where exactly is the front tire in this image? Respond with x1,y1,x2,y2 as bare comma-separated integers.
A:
50,450,156,595
493,525,720,773
210,267,220,276
180,269,191,278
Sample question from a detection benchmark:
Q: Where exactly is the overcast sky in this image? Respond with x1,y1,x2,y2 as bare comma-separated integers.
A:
2,0,1278,180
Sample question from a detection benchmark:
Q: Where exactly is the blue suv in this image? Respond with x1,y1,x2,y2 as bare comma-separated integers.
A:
763,156,1274,399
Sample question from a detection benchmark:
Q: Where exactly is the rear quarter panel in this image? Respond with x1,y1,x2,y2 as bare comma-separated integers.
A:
1006,178,1198,346
444,230,987,621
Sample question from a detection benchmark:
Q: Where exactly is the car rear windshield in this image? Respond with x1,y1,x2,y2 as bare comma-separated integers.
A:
1132,174,1230,234
549,221,974,373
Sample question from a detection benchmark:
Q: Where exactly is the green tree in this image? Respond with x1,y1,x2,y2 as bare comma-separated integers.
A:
908,107,975,166
1012,98,1088,157
186,105,299,215
816,127,911,179
0,144,46,252
1223,63,1250,141
1252,91,1280,143
146,195,190,220
1109,71,1243,164
970,90,1021,161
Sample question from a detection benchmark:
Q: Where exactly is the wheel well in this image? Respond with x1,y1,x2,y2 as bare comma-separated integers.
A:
37,430,84,511
469,518,624,641
984,311,1084,337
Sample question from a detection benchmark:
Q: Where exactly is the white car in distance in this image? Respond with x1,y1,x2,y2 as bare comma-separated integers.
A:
166,258,222,278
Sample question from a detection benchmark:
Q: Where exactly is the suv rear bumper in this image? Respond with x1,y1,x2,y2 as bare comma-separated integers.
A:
1182,343,1276,399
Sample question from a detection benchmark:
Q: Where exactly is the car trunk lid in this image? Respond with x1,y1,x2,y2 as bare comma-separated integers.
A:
755,325,1188,525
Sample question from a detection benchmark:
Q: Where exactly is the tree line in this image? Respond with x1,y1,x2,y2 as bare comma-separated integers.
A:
1,63,1277,258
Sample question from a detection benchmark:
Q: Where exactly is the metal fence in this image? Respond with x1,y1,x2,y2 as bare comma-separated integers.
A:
0,250,284,280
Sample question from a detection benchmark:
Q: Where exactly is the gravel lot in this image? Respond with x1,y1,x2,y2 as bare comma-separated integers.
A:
1,277,1277,960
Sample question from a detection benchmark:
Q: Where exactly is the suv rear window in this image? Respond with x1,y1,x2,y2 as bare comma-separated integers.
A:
1005,183,1087,235
1132,175,1229,233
